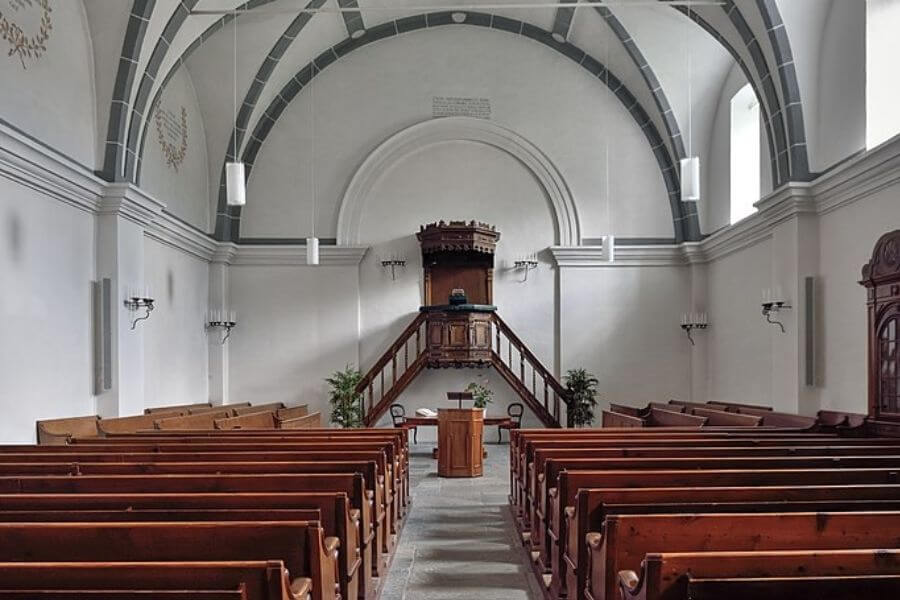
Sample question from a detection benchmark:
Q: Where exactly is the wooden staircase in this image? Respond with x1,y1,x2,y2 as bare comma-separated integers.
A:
358,311,569,427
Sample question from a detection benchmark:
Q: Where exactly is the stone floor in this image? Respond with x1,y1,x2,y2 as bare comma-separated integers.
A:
380,443,543,600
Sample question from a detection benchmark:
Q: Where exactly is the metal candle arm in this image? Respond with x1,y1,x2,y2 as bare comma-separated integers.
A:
761,301,791,333
680,322,708,346
513,258,538,282
124,297,155,330
208,320,237,345
380,259,406,281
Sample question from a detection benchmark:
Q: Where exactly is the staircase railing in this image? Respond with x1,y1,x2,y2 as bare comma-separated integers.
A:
358,312,429,426
490,313,571,427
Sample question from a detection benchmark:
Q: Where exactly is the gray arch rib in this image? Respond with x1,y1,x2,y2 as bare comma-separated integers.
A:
134,0,278,186
754,0,810,180
123,0,201,182
99,0,156,182
214,11,699,244
669,4,781,188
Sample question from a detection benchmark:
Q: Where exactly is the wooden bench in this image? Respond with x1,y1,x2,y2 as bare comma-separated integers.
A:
97,413,185,435
279,413,322,429
155,410,233,430
617,548,900,600
234,403,286,416
544,467,900,598
600,411,645,428
582,512,900,600
0,561,295,600
215,413,278,430
189,403,251,414
0,491,363,600
277,406,309,420
36,416,100,445
0,521,336,600
144,403,213,414
564,485,900,600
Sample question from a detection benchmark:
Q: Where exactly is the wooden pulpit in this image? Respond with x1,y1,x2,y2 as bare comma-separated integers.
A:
437,408,484,477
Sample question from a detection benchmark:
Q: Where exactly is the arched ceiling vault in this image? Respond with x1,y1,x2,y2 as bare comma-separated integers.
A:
99,0,811,244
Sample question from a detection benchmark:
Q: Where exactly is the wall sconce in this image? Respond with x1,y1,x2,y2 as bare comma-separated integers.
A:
680,312,708,346
380,254,406,281
513,254,539,281
207,310,237,344
124,287,154,330
761,287,791,333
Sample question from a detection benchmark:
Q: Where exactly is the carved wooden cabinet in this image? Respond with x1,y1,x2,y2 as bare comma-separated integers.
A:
861,230,900,430
437,408,484,477
424,309,494,367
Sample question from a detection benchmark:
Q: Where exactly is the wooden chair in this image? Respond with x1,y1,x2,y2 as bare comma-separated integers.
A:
389,405,416,444
497,403,523,443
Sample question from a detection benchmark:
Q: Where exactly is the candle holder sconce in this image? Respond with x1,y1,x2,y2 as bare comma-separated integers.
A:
680,312,708,346
207,310,237,344
124,288,155,330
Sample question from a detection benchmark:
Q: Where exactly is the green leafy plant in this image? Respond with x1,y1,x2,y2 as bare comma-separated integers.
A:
565,368,599,427
465,381,494,410
326,364,364,428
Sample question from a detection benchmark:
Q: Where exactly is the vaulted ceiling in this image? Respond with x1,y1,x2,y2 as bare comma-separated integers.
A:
92,0,819,243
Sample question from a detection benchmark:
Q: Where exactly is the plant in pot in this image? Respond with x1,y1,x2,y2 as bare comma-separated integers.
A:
325,364,364,428
465,381,494,412
565,368,599,427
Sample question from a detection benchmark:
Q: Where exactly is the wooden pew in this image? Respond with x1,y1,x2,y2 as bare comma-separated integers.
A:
705,400,773,412
617,549,900,600
547,467,900,598
733,407,819,428
0,491,363,600
0,472,380,578
216,413,277,430
234,403,286,416
190,403,251,414
36,416,100,445
600,411,645,428
0,561,295,600
646,408,706,427
688,407,762,426
606,404,641,417
97,413,184,435
154,410,232,430
279,413,322,429
277,406,309,420
0,521,336,600
582,512,900,600
538,455,900,587
0,591,247,599
145,403,213,414
564,485,900,600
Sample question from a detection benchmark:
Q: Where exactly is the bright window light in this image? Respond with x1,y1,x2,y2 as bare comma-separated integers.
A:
730,83,760,224
867,0,900,149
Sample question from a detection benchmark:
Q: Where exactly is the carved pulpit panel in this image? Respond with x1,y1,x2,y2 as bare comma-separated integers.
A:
861,230,900,428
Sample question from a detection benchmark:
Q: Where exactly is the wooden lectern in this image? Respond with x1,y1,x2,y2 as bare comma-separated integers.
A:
437,408,484,477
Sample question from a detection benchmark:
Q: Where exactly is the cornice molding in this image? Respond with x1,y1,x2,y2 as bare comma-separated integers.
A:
811,134,900,216
99,183,167,227
144,212,219,262
0,121,103,214
549,244,691,268
226,245,369,267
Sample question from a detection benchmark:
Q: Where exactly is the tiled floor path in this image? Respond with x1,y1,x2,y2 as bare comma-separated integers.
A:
380,443,542,600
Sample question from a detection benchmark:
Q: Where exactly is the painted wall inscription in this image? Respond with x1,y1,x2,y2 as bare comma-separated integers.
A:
0,0,52,69
154,104,189,172
432,96,491,120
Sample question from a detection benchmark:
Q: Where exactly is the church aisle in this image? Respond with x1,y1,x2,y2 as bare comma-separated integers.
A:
381,443,542,600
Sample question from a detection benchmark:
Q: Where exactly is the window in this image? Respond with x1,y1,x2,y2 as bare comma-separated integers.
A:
729,83,760,224
867,0,900,149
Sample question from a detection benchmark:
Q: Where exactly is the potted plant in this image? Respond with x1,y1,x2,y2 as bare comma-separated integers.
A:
325,364,364,428
565,368,599,427
465,381,494,412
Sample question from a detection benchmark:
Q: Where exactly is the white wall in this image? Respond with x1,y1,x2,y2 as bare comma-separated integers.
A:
227,264,361,420
0,0,96,168
242,26,673,242
143,237,210,410
817,179,900,413
140,65,211,232
560,265,692,413
0,176,97,443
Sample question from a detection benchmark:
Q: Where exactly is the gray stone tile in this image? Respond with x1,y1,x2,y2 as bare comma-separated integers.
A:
381,444,541,599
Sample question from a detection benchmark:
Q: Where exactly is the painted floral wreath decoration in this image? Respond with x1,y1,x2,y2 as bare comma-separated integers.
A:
0,0,52,70
154,105,189,172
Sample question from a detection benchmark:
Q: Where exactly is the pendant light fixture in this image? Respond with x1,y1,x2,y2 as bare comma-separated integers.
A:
306,63,319,266
226,11,246,207
680,1,700,202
